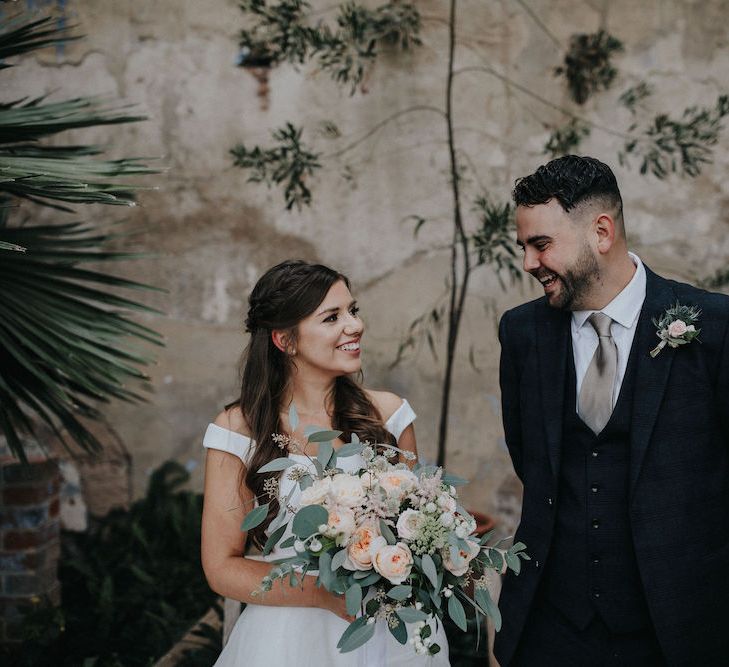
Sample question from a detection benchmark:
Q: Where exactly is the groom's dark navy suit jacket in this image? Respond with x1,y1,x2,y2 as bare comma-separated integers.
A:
494,266,729,666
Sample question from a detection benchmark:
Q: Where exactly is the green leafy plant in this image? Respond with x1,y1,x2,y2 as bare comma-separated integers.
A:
2,461,218,667
231,122,322,210
544,118,591,157
621,95,729,178
555,30,624,105
0,15,161,461
237,0,421,92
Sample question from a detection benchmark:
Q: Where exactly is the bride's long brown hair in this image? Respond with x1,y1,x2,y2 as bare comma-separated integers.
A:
235,260,395,549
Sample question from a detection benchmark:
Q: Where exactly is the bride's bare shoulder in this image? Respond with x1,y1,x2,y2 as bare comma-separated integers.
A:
364,389,404,421
213,404,251,438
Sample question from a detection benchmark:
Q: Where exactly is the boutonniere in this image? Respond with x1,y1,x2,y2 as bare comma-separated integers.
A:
650,302,701,358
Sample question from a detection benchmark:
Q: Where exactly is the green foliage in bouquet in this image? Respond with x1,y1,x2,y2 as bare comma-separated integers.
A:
240,407,529,657
2,461,219,667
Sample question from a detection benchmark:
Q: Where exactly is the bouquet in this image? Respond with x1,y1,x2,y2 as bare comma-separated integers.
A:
241,406,529,656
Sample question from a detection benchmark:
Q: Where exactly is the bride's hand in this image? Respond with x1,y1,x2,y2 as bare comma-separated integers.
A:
317,588,356,622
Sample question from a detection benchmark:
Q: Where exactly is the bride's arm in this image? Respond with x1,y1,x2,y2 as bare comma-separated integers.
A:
201,447,351,619
396,423,418,468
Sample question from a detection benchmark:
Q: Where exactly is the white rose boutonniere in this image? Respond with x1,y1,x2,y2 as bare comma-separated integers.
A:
650,302,701,358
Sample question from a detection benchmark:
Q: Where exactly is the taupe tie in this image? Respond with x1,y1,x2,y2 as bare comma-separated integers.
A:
578,312,617,434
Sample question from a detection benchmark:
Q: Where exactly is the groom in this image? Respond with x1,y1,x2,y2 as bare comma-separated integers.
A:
494,155,729,666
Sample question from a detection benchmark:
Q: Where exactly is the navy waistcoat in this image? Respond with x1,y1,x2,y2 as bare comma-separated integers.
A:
538,336,653,634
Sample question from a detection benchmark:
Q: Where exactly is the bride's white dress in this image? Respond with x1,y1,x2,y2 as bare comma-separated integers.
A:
203,400,450,666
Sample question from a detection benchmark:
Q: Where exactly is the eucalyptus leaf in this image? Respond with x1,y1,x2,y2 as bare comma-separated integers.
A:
354,571,381,587
308,429,342,443
257,457,296,473
475,587,501,631
345,583,362,616
338,619,376,653
331,548,348,571
336,616,369,649
336,442,365,458
279,535,296,549
269,506,289,533
387,585,412,601
241,503,269,532
304,424,326,438
396,606,429,623
388,615,408,644
317,440,334,468
421,553,438,588
262,523,287,556
478,529,495,546
379,519,397,546
318,551,334,590
288,403,299,430
447,594,467,631
441,473,468,486
291,504,328,539
299,474,314,491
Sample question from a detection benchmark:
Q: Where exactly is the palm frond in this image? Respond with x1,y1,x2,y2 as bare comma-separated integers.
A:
0,96,147,144
0,153,156,207
0,222,164,461
0,15,79,66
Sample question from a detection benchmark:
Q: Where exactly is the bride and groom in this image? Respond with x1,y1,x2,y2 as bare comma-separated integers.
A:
201,155,729,665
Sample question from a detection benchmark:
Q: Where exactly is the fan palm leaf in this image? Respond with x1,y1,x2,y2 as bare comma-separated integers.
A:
0,220,164,461
0,15,79,66
0,14,162,461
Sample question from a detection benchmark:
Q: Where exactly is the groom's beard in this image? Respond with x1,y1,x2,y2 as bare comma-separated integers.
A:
543,243,600,311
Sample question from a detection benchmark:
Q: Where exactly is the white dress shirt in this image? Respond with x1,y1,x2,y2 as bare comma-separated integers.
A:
571,252,647,408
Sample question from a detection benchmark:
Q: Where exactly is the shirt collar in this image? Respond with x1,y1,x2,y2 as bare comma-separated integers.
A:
572,252,646,330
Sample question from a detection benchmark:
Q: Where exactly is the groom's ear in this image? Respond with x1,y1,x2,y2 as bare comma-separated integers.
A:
594,213,616,254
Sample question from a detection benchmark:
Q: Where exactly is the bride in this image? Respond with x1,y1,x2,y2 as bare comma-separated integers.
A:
201,260,450,666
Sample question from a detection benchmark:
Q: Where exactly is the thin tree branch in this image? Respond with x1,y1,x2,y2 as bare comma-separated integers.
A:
514,0,563,51
454,64,633,140
323,105,446,159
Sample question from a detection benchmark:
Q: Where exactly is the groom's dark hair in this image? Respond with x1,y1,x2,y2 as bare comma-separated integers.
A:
513,155,624,228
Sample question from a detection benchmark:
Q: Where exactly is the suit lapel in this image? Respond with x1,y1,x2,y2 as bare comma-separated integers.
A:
536,300,571,478
629,267,677,501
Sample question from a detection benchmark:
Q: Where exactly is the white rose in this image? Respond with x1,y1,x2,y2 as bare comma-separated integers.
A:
377,469,418,501
437,494,457,513
396,508,421,540
442,540,480,577
329,474,366,508
343,521,381,571
326,505,357,542
370,538,414,585
299,477,331,506
440,512,455,528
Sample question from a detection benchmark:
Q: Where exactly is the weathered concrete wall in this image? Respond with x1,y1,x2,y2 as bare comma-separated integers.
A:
3,0,728,519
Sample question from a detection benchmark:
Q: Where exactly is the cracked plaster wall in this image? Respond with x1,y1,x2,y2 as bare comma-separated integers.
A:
3,0,729,517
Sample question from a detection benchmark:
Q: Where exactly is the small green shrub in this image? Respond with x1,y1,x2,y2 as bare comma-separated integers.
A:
3,461,218,667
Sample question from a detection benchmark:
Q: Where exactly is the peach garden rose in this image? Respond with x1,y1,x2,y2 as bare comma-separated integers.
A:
369,537,414,585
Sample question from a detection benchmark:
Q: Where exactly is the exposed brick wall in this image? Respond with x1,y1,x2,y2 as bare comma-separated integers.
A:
0,459,61,643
